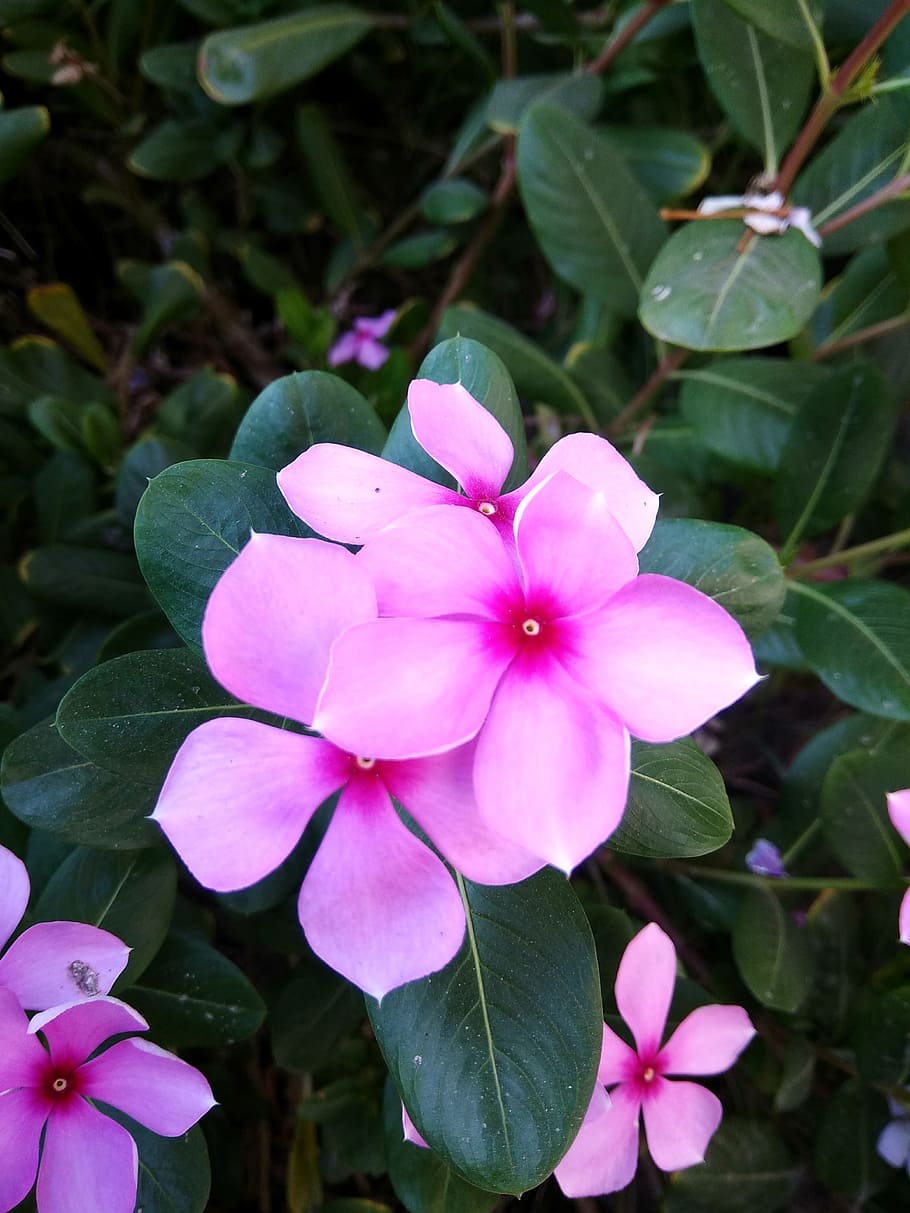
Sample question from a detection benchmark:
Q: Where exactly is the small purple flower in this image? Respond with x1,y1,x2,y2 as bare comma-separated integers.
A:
745,839,787,879
328,310,397,370
877,1093,910,1174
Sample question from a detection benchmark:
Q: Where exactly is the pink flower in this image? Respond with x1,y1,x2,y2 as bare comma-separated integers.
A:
555,924,755,1197
152,533,540,999
278,378,659,548
0,990,215,1213
886,789,910,944
0,845,129,1011
313,472,760,872
327,309,397,370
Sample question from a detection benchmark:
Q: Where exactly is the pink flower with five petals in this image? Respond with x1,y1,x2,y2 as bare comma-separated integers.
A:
327,309,397,370
886,789,910,944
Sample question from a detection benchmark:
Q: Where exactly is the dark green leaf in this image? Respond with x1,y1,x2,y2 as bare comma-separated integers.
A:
128,119,221,181
138,41,200,93
0,105,49,183
420,179,487,225
296,103,371,245
271,957,365,1073
485,73,602,134
814,1083,891,1203
155,368,245,456
854,985,910,1084
665,1118,798,1213
382,231,459,269
732,888,815,1011
118,260,206,356
774,1035,815,1112
602,125,710,204
33,451,97,543
21,546,150,619
104,1111,211,1213
116,437,193,526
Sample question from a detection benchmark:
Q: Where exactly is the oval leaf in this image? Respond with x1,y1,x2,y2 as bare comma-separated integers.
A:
732,887,815,1012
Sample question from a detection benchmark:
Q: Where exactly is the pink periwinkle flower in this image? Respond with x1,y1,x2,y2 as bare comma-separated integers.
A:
0,990,215,1213
555,924,755,1196
0,845,129,1011
886,789,910,945
278,378,659,547
152,534,541,1000
312,470,760,872
327,309,397,370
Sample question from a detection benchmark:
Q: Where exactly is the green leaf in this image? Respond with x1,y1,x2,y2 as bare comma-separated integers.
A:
34,846,177,985
124,929,266,1046
732,888,815,1011
128,119,221,181
106,1114,211,1213
383,336,527,490
26,283,106,372
564,343,633,425
854,985,910,1084
199,5,375,105
774,1035,816,1113
678,358,831,473
485,73,602,134
602,125,711,204
296,103,371,245
815,246,910,352
814,1083,890,1203
271,956,364,1073
116,437,194,526
719,0,823,48
665,1118,798,1213
33,451,97,543
0,336,116,413
230,371,385,471
639,221,822,351
517,104,666,314
691,0,813,166
368,871,601,1194
791,579,910,719
155,368,245,456
774,362,897,544
638,518,786,638
382,231,459,269
118,260,206,355
133,459,307,651
0,104,48,183
420,179,487,226
610,739,733,858
20,545,150,619
139,41,201,93
0,719,158,849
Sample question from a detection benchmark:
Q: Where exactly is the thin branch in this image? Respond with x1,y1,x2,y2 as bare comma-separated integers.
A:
585,0,674,75
607,347,687,436
787,525,910,575
817,170,910,237
813,312,910,360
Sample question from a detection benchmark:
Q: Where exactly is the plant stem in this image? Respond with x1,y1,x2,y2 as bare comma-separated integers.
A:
607,347,688,436
780,820,822,868
585,0,674,75
796,0,831,90
671,864,896,892
773,0,910,196
787,525,910,575
817,171,910,238
813,312,910,359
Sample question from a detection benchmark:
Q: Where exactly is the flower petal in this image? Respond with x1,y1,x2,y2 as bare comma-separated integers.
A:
382,745,543,886
641,1077,722,1171
615,924,676,1058
357,337,390,371
503,432,659,552
900,887,910,947
30,997,147,1072
79,1038,215,1135
555,1083,640,1197
0,987,48,1090
0,845,28,954
0,1087,46,1211
298,778,465,998
202,533,377,725
473,654,630,873
37,1096,138,1213
357,310,397,339
327,331,362,366
278,445,459,544
598,1021,639,1086
153,719,348,892
402,1102,428,1148
357,504,518,619
887,789,910,848
659,1004,755,1077
314,618,515,759
513,471,638,617
567,574,760,743
878,1118,910,1168
0,922,130,1012
407,379,514,499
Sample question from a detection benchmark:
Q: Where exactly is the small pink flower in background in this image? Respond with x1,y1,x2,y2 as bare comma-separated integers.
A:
886,789,910,944
327,309,397,370
0,990,215,1213
278,377,659,547
0,845,129,1011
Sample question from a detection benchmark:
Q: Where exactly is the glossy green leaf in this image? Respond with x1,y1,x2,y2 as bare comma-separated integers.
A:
133,459,307,651
610,739,733,858
602,125,710,204
419,179,487,225
230,371,385,471
368,871,601,1194
719,0,823,47
115,437,193,526
138,41,200,93
0,336,115,414
815,246,910,352
733,888,815,1011
155,368,244,455
27,395,89,454
20,545,150,619
774,362,897,543
691,0,813,164
814,1083,890,1203
638,518,786,638
271,956,365,1073
128,118,221,181
518,104,666,314
199,6,375,105
118,260,206,355
34,846,177,985
26,283,106,372
639,221,822,351
104,1113,211,1213
820,730,910,880
382,231,459,269
485,73,602,134
665,1118,798,1213
0,104,48,183
791,579,910,719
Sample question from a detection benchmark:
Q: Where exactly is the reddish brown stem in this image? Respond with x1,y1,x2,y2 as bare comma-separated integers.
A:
608,346,688,436
813,313,910,360
585,0,673,75
818,170,910,237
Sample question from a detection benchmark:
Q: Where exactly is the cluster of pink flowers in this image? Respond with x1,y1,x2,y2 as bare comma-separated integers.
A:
154,378,759,1000
0,845,214,1213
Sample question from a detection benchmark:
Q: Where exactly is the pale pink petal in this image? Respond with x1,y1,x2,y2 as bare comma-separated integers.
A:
357,337,390,370
598,1021,639,1086
402,1102,428,1147
473,654,631,873
314,618,515,759
202,533,376,725
37,1096,138,1213
513,472,639,617
356,505,518,619
615,924,676,1058
278,444,460,543
79,1037,215,1135
0,922,129,1012
641,1077,722,1171
887,789,910,848
659,1005,755,1076
900,887,910,947
566,574,760,743
382,744,543,886
502,432,659,553
357,309,397,339
407,379,514,500
0,987,48,1090
153,719,348,892
327,330,362,367
0,1087,46,1210
30,997,147,1071
555,1083,640,1197
298,778,465,998
0,845,28,953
